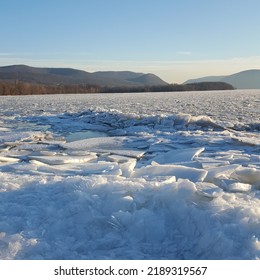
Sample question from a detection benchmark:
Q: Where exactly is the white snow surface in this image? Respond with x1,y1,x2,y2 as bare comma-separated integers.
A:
0,90,260,260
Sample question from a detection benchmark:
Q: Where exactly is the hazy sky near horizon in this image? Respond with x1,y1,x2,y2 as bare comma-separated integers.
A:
1,0,260,83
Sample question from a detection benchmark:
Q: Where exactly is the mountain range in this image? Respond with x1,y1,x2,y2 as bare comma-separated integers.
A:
184,69,260,89
1,65,259,90
0,65,168,87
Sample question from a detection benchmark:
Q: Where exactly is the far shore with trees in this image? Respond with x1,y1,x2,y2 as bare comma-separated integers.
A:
0,80,234,96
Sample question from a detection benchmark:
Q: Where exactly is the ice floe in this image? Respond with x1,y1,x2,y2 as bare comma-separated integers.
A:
151,147,205,164
28,153,97,165
195,182,223,198
132,164,208,182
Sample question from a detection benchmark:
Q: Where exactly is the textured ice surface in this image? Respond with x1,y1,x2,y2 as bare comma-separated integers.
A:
132,164,208,182
151,147,205,164
28,154,97,165
0,90,260,260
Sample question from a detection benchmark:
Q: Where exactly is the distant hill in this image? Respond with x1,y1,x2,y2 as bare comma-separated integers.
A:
222,70,260,89
184,82,234,91
184,69,260,89
0,65,168,87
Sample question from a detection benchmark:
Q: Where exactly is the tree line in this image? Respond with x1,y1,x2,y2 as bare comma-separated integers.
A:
0,81,234,95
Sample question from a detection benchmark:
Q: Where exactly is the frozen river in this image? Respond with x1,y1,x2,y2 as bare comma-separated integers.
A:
0,90,260,259
1,90,259,128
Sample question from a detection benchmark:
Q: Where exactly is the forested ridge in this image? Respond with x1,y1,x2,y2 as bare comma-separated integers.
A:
0,81,234,95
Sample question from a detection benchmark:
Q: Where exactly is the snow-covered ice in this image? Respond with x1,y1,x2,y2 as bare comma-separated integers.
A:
0,90,260,259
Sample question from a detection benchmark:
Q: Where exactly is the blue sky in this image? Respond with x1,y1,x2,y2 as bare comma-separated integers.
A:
1,0,260,83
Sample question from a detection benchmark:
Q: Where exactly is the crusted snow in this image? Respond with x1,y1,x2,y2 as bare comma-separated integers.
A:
0,90,260,260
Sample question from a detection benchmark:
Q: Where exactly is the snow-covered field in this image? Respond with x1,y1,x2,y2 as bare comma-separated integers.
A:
0,90,260,260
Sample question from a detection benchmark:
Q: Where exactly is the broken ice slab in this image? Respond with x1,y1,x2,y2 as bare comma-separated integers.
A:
151,147,205,165
13,143,51,151
0,156,21,163
38,151,57,156
230,166,260,186
28,153,97,165
232,135,260,146
107,154,134,163
29,160,122,176
65,130,108,142
205,164,241,182
151,160,202,168
226,182,252,192
227,182,252,192
200,160,230,169
0,127,10,132
62,136,147,158
195,182,223,198
119,160,136,177
0,132,32,144
213,177,252,192
148,143,175,153
95,149,145,159
62,136,127,150
132,164,208,182
66,150,96,156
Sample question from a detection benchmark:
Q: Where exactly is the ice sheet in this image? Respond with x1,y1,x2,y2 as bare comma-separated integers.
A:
0,90,259,260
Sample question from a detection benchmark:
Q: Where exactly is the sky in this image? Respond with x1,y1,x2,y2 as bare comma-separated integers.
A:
0,0,260,83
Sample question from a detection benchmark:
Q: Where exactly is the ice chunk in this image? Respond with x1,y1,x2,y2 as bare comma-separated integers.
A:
30,160,122,176
78,162,122,176
132,164,207,182
195,182,223,198
98,149,145,159
62,136,126,150
14,143,50,151
114,209,166,242
0,128,10,132
173,113,191,126
39,151,57,156
189,115,224,129
205,164,241,182
231,156,251,164
28,154,97,165
119,160,136,177
144,176,177,184
226,182,251,192
151,160,202,168
66,150,94,156
211,178,252,193
148,143,173,152
230,167,260,186
198,156,231,168
201,160,230,169
126,139,150,149
112,195,134,212
160,176,176,184
0,132,31,143
66,130,108,142
62,136,145,158
0,156,20,163
107,154,132,162
151,147,205,164
233,136,260,146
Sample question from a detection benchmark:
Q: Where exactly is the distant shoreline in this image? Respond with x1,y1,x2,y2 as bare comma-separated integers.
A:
0,81,234,96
